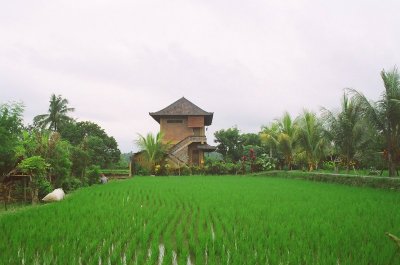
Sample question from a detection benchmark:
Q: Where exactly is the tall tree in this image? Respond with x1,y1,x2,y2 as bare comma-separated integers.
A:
349,67,400,176
60,121,121,168
135,132,170,173
15,130,72,185
260,113,297,169
260,122,280,158
322,94,365,173
214,127,244,162
295,110,326,171
33,94,75,131
0,102,24,176
242,133,262,146
276,112,297,170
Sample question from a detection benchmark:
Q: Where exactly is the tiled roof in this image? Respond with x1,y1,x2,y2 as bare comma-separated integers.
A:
149,97,213,125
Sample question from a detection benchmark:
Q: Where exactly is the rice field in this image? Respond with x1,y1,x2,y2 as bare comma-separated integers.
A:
1,176,400,265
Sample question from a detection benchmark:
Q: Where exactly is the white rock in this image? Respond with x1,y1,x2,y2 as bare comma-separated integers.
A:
42,188,65,202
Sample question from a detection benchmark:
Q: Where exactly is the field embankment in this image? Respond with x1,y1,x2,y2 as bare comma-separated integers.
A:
256,170,400,190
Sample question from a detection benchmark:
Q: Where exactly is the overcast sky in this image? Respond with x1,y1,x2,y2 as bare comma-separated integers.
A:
1,0,400,152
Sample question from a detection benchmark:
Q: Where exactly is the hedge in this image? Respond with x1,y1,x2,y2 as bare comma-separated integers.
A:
254,171,400,190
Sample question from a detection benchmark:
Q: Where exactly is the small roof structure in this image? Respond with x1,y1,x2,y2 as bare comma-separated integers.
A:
197,143,217,152
2,169,31,183
149,97,214,126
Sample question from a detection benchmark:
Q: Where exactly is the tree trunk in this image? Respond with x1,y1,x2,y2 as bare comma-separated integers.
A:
2,185,8,211
24,178,27,202
334,159,338,173
388,152,396,177
31,185,39,205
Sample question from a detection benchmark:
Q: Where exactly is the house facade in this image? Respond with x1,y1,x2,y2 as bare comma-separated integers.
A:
150,97,216,167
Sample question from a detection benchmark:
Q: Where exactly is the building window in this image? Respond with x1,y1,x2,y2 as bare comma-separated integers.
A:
167,119,183,123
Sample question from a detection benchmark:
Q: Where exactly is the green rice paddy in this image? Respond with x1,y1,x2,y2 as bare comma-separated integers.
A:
1,176,400,264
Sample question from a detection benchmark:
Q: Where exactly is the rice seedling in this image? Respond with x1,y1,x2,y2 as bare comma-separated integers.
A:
0,175,400,264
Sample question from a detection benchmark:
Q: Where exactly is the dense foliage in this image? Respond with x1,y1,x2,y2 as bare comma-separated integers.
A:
1,176,399,264
0,102,24,176
0,95,122,203
214,127,243,162
213,67,400,176
60,121,121,168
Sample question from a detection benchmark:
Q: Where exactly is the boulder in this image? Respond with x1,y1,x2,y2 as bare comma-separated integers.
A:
42,188,65,202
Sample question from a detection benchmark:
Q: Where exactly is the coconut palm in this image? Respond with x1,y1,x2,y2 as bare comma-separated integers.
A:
349,67,400,176
135,132,170,174
276,112,297,170
260,122,280,158
322,94,365,173
295,110,327,171
33,94,75,131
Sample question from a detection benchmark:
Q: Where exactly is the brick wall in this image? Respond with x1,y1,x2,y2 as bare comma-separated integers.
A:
160,116,195,144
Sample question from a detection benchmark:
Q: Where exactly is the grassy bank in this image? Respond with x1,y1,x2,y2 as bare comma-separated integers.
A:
256,170,400,190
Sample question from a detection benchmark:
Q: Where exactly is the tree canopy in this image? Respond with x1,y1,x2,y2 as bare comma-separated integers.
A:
60,121,121,168
349,67,400,176
0,102,24,176
33,94,75,131
214,127,244,162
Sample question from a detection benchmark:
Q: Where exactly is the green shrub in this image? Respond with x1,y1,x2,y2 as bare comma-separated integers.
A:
155,163,169,176
87,165,101,185
62,177,83,192
322,161,336,171
37,177,53,199
205,161,224,174
181,165,191,175
257,171,400,190
368,167,380,176
133,163,151,176
257,154,276,171
190,166,204,175
227,162,240,174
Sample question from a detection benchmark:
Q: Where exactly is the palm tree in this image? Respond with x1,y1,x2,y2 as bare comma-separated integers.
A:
260,122,280,158
276,112,297,170
322,94,365,173
295,110,326,171
33,94,75,131
135,132,170,174
349,67,400,176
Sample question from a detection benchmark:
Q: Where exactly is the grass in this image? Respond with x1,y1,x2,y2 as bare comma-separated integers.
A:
0,202,31,215
1,175,400,264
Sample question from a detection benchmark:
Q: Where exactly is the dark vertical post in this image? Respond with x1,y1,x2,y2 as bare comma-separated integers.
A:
24,178,27,202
